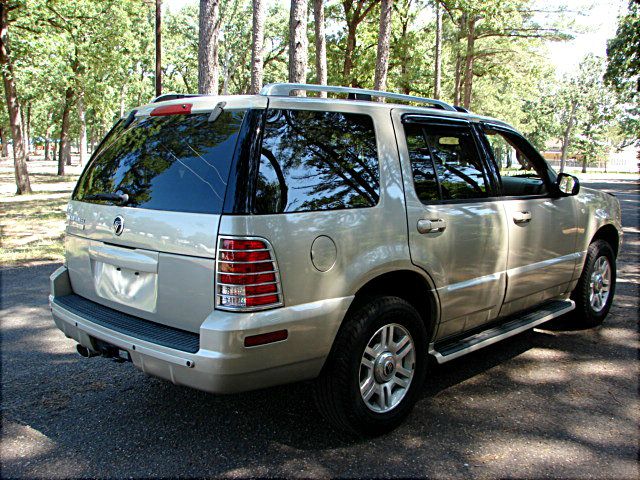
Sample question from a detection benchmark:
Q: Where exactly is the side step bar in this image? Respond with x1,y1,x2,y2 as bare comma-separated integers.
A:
430,299,575,364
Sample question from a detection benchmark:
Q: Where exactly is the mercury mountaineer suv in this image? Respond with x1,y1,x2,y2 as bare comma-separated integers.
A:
50,83,622,436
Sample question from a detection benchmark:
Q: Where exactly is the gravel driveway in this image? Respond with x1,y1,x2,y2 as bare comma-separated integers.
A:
1,178,638,478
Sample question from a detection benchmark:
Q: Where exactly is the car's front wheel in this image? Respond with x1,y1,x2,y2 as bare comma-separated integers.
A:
571,239,617,327
314,296,428,436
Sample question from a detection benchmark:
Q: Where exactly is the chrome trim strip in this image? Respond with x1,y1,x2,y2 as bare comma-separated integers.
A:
218,259,275,265
429,300,575,364
437,272,502,293
216,281,278,288
216,269,279,276
218,290,282,299
436,252,585,292
215,235,284,312
218,248,270,253
507,252,584,278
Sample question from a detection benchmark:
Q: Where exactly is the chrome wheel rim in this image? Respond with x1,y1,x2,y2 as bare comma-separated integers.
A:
589,256,611,313
359,323,415,413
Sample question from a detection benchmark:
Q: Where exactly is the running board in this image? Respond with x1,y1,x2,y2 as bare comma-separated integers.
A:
430,299,575,364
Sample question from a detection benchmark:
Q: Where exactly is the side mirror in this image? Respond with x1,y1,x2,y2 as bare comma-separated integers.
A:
557,173,580,196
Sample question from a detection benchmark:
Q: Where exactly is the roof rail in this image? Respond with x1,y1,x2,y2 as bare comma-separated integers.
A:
151,93,203,103
260,83,457,112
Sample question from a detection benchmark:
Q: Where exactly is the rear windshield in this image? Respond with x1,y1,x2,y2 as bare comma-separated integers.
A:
73,110,245,214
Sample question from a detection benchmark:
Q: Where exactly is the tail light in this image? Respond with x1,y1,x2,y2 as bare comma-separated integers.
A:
215,236,283,311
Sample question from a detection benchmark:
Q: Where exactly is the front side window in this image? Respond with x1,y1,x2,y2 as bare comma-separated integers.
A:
483,128,549,197
254,109,380,213
404,122,490,201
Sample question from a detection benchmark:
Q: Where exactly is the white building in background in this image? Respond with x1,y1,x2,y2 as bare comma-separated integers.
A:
543,145,639,173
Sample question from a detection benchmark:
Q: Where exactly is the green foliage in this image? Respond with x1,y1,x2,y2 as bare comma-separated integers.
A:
605,0,639,99
0,0,635,171
605,0,639,147
556,55,618,166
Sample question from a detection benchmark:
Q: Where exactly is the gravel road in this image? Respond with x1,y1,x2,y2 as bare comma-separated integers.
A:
1,178,638,479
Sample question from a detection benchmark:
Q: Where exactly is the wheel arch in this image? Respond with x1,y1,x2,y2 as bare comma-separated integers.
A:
347,269,440,342
591,223,620,257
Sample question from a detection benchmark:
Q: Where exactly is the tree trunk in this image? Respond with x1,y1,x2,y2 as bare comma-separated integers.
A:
453,53,462,105
24,103,31,159
560,100,578,173
343,21,357,86
77,92,87,166
249,0,266,94
581,157,587,174
453,15,466,106
198,0,221,94
89,130,97,155
222,47,232,95
0,3,31,194
313,0,327,96
341,1,376,87
43,111,53,161
0,126,7,158
462,17,476,109
119,83,127,117
433,0,442,99
58,87,73,175
373,0,393,93
155,0,162,97
44,137,50,161
288,0,308,91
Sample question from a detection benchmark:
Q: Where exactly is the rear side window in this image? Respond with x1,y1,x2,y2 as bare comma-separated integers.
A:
404,124,440,202
404,122,490,201
73,110,245,214
254,109,379,213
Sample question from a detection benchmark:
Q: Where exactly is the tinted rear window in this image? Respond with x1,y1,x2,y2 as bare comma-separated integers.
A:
73,110,245,214
254,109,379,213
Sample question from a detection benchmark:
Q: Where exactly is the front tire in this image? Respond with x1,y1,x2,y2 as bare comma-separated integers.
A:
314,296,428,436
571,239,616,327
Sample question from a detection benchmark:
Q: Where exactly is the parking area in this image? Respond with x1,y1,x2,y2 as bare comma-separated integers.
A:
1,178,638,478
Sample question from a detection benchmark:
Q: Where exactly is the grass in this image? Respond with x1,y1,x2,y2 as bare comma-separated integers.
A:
0,158,81,267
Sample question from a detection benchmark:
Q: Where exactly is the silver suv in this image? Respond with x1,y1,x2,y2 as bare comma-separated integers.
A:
50,83,622,435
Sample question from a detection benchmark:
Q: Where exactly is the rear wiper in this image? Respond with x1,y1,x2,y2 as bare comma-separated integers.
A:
85,192,129,204
208,101,226,123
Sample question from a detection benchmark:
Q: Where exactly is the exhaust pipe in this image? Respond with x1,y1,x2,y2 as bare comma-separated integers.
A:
76,344,99,358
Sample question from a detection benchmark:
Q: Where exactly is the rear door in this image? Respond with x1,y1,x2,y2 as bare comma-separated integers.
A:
393,111,509,340
478,124,579,317
65,98,264,332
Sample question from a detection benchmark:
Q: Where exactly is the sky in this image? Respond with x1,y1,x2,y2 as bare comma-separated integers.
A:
163,0,627,78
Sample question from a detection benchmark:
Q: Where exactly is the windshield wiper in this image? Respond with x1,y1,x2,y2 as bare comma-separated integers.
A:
85,192,129,204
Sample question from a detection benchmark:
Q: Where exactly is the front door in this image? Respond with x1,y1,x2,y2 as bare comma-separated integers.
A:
393,112,509,340
479,125,579,317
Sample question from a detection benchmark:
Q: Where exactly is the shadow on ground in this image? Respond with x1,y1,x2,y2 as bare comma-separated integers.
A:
1,178,638,478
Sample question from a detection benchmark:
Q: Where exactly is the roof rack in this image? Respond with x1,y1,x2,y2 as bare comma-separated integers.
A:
260,83,458,112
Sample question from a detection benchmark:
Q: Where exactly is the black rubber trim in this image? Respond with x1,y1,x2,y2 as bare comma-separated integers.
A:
53,294,200,353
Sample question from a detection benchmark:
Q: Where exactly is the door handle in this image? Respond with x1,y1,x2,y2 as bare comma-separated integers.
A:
417,218,447,234
513,211,532,224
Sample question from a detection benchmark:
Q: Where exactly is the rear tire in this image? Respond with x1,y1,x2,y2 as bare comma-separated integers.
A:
570,239,616,327
314,296,428,436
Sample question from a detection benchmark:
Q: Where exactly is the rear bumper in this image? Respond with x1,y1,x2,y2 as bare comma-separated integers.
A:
49,266,352,394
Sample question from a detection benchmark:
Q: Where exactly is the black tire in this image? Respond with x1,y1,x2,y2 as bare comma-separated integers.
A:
314,296,428,437
570,239,616,327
